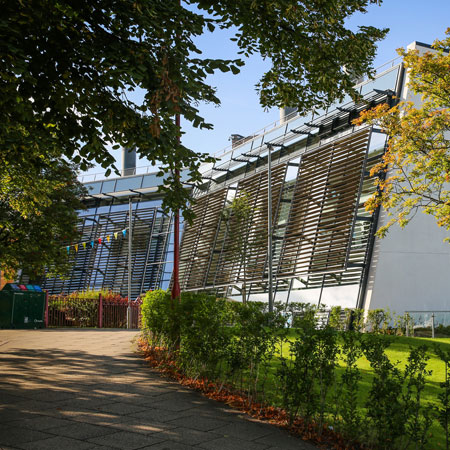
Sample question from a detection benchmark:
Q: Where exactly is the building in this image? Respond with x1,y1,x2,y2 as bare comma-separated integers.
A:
42,171,176,299
43,42,450,314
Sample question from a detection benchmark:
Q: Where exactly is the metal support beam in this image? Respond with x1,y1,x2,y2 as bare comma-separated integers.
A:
267,144,274,313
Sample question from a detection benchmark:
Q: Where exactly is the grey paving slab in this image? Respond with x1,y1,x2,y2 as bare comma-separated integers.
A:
199,436,270,450
17,435,95,450
127,407,190,423
105,416,178,434
213,420,275,441
141,442,197,450
166,414,229,432
0,425,53,446
150,427,221,446
0,329,319,450
65,411,130,427
4,415,75,430
86,430,164,449
45,421,115,439
94,401,149,416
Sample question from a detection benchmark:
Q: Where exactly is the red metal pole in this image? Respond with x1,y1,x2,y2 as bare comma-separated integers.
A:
44,291,49,328
98,294,103,328
171,113,181,301
171,0,182,302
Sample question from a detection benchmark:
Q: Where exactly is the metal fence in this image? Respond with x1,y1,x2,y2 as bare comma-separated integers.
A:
406,311,450,338
47,295,141,329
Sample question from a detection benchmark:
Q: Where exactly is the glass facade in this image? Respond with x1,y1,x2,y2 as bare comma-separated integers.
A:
44,62,402,309
43,194,174,298
177,64,402,308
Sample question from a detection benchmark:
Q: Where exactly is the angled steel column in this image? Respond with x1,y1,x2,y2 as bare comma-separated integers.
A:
267,144,274,313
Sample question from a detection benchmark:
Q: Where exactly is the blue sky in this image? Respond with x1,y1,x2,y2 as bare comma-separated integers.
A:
84,0,450,177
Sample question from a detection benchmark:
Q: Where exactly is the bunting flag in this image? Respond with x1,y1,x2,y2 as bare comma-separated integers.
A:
65,227,128,255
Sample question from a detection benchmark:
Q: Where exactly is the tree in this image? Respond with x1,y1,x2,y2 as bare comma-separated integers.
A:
356,30,450,238
222,191,265,303
0,156,86,279
1,1,387,221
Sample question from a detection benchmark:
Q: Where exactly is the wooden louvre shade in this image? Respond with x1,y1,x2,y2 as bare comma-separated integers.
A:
178,188,227,290
178,128,370,291
212,163,287,287
278,128,370,278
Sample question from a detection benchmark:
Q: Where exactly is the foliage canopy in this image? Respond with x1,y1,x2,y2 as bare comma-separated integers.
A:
357,30,450,237
1,0,387,219
0,157,85,278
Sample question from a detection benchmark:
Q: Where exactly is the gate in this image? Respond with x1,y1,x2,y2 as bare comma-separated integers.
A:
47,294,141,329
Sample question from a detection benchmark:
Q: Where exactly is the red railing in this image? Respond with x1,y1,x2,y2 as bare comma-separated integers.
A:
47,294,142,329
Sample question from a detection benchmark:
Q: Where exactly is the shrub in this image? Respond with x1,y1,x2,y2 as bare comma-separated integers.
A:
178,293,233,379
140,295,442,449
366,308,392,334
141,289,179,351
362,334,406,448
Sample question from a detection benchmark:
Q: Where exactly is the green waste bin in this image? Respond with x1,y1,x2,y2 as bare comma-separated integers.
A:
0,284,46,329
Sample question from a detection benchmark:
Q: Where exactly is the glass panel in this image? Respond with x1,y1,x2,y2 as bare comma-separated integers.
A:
368,132,387,154
142,173,163,188
286,112,312,133
110,203,131,212
84,182,101,195
78,207,97,216
229,140,253,159
361,67,400,96
261,124,288,145
101,180,116,193
115,176,143,191
139,199,162,209
96,205,111,214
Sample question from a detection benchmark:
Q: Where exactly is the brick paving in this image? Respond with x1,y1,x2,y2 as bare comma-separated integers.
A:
0,330,317,449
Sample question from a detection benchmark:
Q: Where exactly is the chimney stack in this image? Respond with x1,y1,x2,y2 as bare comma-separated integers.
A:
280,107,298,124
230,134,245,149
122,147,136,176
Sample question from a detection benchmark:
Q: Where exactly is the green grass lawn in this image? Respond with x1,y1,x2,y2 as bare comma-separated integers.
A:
255,334,449,449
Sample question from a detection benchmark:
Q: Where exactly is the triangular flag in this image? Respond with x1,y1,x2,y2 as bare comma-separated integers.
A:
114,232,118,240
74,244,78,252
122,229,127,237
98,237,102,244
66,246,70,254
82,242,87,249
90,241,94,248
106,235,111,243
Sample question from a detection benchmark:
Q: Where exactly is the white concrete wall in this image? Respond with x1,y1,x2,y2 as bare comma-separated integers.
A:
364,42,450,315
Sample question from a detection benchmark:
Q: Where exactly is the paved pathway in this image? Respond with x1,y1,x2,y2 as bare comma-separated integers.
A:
0,330,317,450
